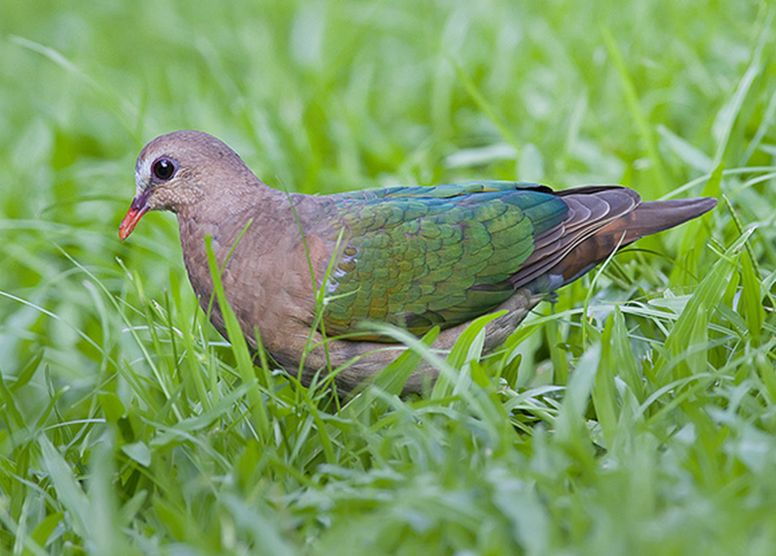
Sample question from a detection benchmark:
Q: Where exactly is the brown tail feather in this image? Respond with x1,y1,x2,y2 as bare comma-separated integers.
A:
548,196,717,286
604,197,718,244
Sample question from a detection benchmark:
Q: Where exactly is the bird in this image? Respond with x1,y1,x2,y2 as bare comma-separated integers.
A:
119,130,716,393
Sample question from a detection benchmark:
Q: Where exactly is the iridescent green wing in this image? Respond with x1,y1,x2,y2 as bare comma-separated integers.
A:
322,181,568,338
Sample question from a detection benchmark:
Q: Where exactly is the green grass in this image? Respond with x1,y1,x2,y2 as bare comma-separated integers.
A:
1,0,775,554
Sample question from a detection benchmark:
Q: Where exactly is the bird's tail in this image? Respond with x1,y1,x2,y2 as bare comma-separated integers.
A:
600,197,717,244
547,196,717,288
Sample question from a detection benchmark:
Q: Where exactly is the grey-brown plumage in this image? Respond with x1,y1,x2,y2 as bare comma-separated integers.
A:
120,130,717,393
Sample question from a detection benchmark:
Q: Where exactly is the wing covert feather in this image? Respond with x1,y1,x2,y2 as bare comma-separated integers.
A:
322,182,567,337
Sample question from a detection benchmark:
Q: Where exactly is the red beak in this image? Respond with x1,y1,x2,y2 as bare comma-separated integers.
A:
118,190,150,241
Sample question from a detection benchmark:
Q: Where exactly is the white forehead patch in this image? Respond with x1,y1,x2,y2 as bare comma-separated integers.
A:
135,156,153,193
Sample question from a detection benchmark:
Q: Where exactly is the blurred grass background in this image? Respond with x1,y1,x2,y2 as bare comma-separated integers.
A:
1,0,774,554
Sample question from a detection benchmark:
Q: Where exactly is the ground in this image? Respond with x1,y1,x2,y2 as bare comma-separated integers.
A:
0,1,775,554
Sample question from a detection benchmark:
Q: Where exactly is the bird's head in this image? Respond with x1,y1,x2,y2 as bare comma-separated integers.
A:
119,130,252,240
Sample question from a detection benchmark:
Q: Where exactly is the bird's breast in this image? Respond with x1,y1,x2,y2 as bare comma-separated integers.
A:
177,213,327,354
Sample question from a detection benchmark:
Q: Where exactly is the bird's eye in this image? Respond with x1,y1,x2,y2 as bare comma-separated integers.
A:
152,158,176,181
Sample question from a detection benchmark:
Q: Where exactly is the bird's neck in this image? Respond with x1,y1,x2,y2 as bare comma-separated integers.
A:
178,183,274,262
180,176,283,220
